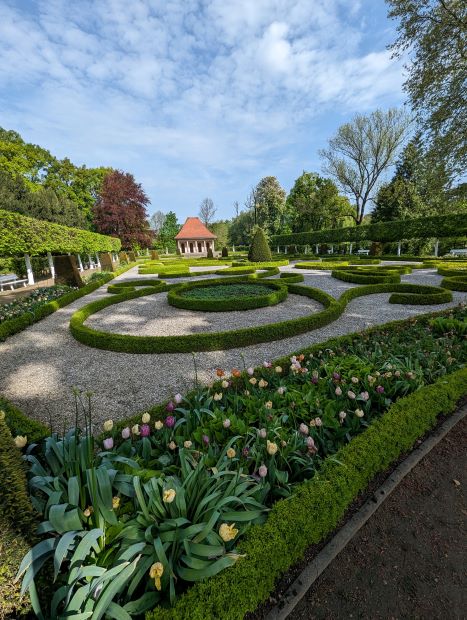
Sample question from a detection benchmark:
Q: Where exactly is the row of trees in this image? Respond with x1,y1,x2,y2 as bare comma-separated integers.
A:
0,127,153,249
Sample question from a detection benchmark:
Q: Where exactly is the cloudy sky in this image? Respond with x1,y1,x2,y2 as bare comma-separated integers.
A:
0,0,406,220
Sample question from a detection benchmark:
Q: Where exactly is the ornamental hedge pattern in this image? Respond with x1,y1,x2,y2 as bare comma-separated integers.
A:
272,213,467,246
0,208,121,257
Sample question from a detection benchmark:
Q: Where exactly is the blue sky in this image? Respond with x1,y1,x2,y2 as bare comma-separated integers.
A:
0,0,406,221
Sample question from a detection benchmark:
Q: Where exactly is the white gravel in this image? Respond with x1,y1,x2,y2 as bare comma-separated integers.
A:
1,265,465,429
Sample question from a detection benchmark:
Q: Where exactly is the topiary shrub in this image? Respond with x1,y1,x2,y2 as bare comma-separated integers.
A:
221,246,228,257
207,247,214,258
151,250,160,260
248,227,272,262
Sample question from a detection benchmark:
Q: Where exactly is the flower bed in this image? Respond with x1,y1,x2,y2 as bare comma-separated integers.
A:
0,262,137,341
4,305,466,618
0,285,74,323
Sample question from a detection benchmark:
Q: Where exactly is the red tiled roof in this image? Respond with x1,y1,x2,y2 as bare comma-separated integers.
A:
175,217,217,240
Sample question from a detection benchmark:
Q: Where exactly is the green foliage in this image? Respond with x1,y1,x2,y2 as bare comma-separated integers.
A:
0,208,121,257
147,367,467,619
158,211,180,252
273,213,467,246
249,176,287,236
0,262,135,341
0,397,49,444
248,227,272,262
207,247,214,258
221,246,228,257
0,517,32,619
0,417,38,540
0,285,73,324
286,171,354,233
387,1,466,176
168,279,287,312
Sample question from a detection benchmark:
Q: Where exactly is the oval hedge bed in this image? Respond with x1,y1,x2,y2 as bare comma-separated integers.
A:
69,277,453,353
331,266,412,285
168,280,288,312
441,271,467,292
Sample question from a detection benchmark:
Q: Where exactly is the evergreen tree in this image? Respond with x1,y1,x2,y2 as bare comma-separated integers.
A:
248,227,272,262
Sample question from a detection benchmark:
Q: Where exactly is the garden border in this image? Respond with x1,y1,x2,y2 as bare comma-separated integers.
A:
69,279,453,354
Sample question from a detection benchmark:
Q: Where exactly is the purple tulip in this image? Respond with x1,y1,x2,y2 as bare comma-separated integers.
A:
311,376,318,384
165,415,175,428
376,385,385,394
140,424,151,437
202,434,210,445
103,437,114,450
121,427,130,439
332,372,341,381
174,393,183,404
242,446,250,457
166,401,175,412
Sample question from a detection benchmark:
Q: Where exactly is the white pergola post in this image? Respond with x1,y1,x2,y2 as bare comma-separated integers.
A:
47,252,55,279
76,254,84,271
330,244,334,254
315,244,319,254
434,239,439,257
349,243,353,254
88,254,95,269
24,254,34,285
165,246,168,255
232,245,235,253
95,253,101,268
285,245,288,254
277,245,280,254
397,241,401,256
304,245,308,254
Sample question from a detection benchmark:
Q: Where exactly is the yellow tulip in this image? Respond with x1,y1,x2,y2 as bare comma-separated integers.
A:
149,562,164,591
219,522,238,542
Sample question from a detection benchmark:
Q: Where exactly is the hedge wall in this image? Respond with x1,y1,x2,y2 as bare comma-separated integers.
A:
272,213,467,246
0,209,121,257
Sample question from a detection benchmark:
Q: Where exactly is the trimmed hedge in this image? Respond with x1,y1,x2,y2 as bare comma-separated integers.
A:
248,227,272,262
146,367,467,620
0,208,121,257
167,279,288,312
331,266,412,285
0,262,137,341
0,397,49,444
272,213,467,246
215,266,256,275
69,278,453,354
295,261,349,270
441,272,467,292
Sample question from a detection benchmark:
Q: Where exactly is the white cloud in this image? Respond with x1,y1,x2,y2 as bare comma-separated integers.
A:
0,0,405,216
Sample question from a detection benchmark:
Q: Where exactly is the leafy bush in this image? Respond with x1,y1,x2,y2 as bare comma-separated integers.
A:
248,228,272,262
207,247,214,258
221,247,228,257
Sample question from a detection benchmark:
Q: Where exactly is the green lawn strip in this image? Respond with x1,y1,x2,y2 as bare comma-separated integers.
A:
0,262,138,341
146,367,467,620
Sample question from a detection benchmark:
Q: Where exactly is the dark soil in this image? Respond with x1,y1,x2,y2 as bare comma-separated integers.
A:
288,415,467,620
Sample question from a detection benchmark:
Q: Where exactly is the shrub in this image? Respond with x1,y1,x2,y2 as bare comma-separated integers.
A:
248,228,272,262
207,247,214,258
221,247,228,257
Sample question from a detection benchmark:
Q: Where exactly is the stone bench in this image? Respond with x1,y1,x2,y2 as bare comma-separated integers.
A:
0,273,28,291
448,249,467,257
356,249,370,256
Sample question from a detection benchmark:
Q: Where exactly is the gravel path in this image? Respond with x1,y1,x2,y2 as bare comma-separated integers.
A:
1,266,465,429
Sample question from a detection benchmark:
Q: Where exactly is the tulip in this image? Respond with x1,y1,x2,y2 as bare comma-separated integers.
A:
149,562,164,591
121,426,130,439
141,412,151,424
132,424,140,435
222,380,229,389
347,390,356,400
275,366,283,373
14,435,27,448
213,392,223,401
335,387,342,396
223,418,231,429
168,441,177,450
216,368,225,377
258,379,268,388
165,415,175,428
140,424,150,437
103,419,114,432
174,393,183,404
258,428,267,439
247,367,254,376
219,523,238,542
277,386,286,395
360,391,370,401
226,448,236,458
314,417,322,427
376,385,385,394
163,489,176,503
231,368,241,378
263,361,272,368
202,434,210,445
184,440,192,448
339,411,346,422
154,420,164,430
265,401,273,409
351,376,359,384
355,409,364,418
258,464,268,478
103,437,114,450
249,377,257,385
332,372,341,381
267,440,278,455
299,423,309,435
112,496,120,510
166,401,175,412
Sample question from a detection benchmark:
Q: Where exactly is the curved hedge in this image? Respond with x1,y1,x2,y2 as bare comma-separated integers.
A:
69,278,453,354
0,209,120,256
332,266,413,285
441,271,467,292
167,279,288,312
272,213,467,246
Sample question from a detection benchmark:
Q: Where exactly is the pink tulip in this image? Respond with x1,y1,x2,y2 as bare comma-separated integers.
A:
103,437,114,450
121,427,130,439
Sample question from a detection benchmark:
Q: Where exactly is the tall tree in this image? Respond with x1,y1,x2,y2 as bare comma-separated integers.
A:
387,0,467,176
93,170,152,248
210,221,230,249
149,210,166,235
249,176,287,235
320,108,410,224
228,210,255,246
199,197,217,225
158,211,180,251
286,171,354,232
0,127,54,190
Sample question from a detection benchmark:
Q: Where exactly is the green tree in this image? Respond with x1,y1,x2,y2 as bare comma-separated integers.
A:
248,226,272,262
210,221,230,249
158,211,180,251
320,108,410,224
0,127,54,190
286,171,354,232
387,0,467,176
228,210,255,246
247,176,287,235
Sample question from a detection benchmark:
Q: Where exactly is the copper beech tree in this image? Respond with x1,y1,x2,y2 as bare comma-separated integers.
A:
93,170,153,249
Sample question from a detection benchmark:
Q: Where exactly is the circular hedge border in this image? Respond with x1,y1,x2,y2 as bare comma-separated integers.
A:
167,279,288,312
69,273,453,353
331,266,412,285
